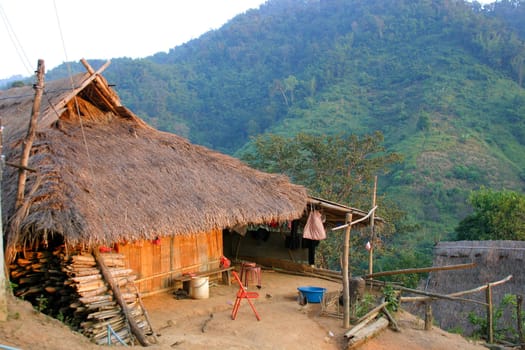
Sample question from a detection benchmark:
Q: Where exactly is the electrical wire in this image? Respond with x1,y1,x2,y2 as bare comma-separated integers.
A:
0,3,34,76
51,0,95,179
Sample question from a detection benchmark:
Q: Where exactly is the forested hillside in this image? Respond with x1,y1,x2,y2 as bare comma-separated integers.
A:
37,0,525,254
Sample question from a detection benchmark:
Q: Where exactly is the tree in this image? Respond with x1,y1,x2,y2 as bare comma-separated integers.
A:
240,131,404,272
241,131,402,207
455,188,525,240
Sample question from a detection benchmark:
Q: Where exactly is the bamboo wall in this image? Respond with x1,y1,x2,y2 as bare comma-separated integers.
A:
118,228,223,295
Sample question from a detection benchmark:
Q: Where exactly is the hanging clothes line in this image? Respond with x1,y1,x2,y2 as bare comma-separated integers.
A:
331,205,378,231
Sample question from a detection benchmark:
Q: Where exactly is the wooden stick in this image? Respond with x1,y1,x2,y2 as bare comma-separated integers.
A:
400,275,513,303
424,302,433,331
201,314,213,333
94,249,150,346
344,301,388,338
381,306,399,332
347,317,389,349
16,59,44,208
132,283,157,342
365,262,476,279
487,285,493,343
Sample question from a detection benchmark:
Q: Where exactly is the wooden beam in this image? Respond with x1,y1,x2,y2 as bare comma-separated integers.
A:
347,317,389,349
365,262,476,279
81,58,121,111
5,161,36,172
400,275,512,303
39,59,112,126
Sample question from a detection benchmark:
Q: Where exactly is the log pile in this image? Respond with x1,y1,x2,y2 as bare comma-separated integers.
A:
65,251,154,345
9,249,71,317
10,248,154,346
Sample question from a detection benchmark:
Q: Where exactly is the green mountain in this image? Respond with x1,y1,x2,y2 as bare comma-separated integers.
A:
43,0,525,241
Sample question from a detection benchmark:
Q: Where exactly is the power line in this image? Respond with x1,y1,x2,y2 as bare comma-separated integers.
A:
0,3,33,76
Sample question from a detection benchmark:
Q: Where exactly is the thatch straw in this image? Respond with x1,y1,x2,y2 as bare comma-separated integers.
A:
0,72,308,253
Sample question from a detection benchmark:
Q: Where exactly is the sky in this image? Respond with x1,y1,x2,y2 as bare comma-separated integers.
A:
1,0,495,81
0,0,267,80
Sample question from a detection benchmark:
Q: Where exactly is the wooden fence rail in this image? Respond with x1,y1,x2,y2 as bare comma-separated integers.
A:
398,274,513,343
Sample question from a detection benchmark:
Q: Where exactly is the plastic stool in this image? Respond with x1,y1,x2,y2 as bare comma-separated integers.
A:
240,262,262,288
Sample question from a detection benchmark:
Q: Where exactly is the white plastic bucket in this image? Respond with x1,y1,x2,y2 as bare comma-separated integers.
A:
190,276,209,299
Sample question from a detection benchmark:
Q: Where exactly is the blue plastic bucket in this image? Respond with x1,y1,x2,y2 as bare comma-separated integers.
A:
297,286,326,303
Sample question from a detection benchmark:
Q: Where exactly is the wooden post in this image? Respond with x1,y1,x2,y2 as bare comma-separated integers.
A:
342,212,353,328
0,118,7,322
517,295,525,350
16,59,45,209
368,176,377,275
424,301,433,330
486,284,493,343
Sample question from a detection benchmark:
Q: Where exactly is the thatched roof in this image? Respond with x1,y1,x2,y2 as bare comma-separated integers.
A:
0,66,308,251
414,240,525,335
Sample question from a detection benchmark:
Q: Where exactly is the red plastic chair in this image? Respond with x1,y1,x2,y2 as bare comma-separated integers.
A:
231,271,261,321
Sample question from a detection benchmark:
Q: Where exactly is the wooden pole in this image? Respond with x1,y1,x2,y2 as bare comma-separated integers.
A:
424,302,433,330
342,212,353,328
399,274,512,303
365,262,476,279
16,59,45,209
93,249,151,346
486,284,493,343
517,294,525,350
0,119,7,322
368,176,377,275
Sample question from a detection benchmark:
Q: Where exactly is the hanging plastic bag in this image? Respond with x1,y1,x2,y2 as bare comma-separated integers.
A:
303,210,326,240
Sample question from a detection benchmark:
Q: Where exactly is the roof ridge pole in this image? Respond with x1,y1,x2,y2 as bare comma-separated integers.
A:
15,59,45,209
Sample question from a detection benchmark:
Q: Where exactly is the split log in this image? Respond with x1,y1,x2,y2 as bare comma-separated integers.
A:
86,300,117,310
354,301,388,326
76,280,106,293
347,317,389,349
72,274,103,283
79,294,113,304
64,267,101,277
78,286,109,298
88,309,122,320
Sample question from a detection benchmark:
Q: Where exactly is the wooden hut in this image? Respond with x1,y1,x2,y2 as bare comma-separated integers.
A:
413,240,525,336
0,61,308,344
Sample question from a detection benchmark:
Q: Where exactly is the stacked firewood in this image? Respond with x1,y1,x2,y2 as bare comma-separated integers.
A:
10,249,72,317
10,248,154,346
64,252,153,345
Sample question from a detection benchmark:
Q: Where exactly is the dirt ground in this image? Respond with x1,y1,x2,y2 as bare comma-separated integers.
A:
0,270,490,350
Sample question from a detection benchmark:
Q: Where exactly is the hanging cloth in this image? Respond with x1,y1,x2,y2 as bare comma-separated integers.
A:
303,210,326,240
